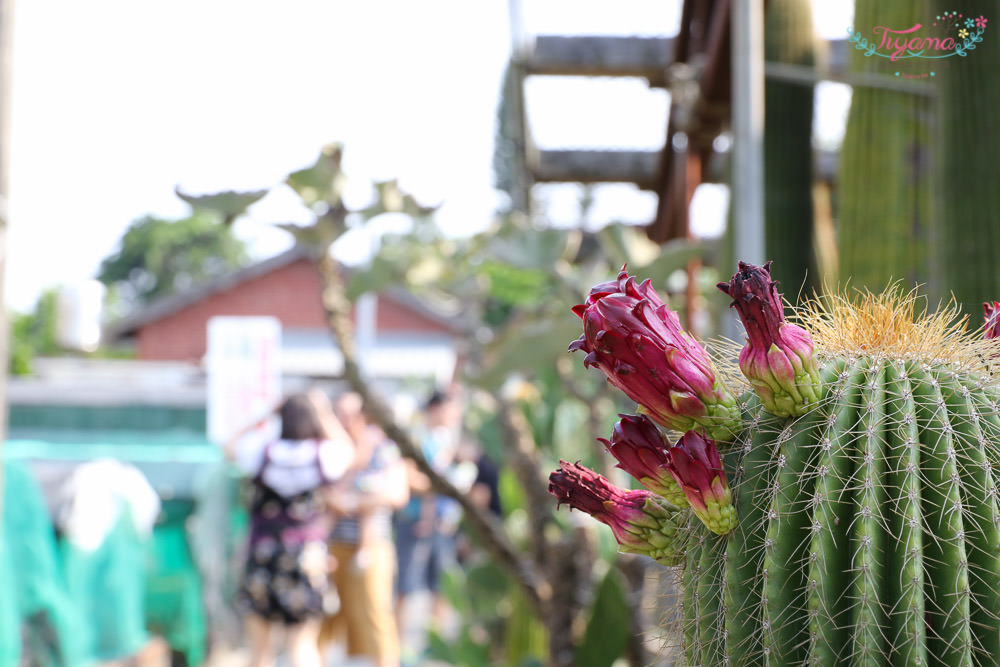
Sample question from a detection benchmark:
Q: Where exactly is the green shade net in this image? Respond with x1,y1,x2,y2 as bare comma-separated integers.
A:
60,508,151,661
0,460,88,667
144,500,206,666
3,434,234,666
0,526,18,667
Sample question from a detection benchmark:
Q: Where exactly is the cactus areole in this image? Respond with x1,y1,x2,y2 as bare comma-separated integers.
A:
552,263,1000,666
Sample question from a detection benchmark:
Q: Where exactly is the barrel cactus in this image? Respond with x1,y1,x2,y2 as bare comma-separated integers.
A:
550,261,1000,666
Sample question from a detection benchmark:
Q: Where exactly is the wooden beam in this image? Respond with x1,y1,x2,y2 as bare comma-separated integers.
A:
530,150,661,189
526,36,673,83
524,35,857,85
530,147,838,189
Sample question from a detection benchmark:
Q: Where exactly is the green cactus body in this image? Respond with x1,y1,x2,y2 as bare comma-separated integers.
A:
555,268,1000,666
674,296,1000,666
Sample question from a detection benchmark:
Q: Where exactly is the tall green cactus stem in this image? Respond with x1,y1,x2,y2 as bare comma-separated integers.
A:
837,0,934,292
930,1,1000,315
671,289,1000,666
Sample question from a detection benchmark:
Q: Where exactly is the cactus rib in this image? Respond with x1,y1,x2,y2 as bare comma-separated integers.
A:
807,360,866,665
884,361,926,667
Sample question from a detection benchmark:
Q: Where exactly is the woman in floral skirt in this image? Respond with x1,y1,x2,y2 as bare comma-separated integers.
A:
226,391,353,667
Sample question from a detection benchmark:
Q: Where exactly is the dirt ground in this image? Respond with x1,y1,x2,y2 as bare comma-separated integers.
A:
201,590,444,667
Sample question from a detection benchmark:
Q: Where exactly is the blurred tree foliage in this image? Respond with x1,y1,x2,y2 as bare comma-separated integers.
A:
8,289,59,375
358,214,702,666
191,143,713,665
96,213,250,314
339,205,706,665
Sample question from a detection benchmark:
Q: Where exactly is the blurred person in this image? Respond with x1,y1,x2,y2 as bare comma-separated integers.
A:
225,391,354,667
462,438,502,519
327,393,380,572
394,390,474,647
453,437,503,566
320,392,409,667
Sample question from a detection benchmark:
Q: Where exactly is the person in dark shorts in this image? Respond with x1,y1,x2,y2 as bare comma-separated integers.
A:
394,390,470,642
226,391,353,667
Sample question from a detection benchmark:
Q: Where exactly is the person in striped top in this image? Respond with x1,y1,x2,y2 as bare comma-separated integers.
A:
319,392,409,667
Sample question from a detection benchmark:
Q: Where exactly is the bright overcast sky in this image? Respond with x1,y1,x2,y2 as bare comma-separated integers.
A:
5,0,850,313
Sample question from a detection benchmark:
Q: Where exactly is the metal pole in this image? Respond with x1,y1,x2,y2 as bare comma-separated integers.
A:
731,0,765,266
354,229,381,381
0,0,14,530
725,0,765,341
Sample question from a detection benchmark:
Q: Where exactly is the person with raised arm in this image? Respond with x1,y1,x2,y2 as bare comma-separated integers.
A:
225,391,353,667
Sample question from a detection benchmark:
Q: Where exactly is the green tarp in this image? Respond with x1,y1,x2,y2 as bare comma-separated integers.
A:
1,460,87,667
2,433,233,666
60,509,149,662
145,501,206,666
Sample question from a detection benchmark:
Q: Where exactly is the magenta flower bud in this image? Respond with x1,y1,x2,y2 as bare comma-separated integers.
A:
664,431,736,535
984,301,1000,340
578,265,669,310
549,460,685,565
598,414,688,507
570,266,741,441
717,261,822,417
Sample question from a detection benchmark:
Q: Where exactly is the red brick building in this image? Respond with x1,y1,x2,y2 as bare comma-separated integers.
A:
106,247,463,383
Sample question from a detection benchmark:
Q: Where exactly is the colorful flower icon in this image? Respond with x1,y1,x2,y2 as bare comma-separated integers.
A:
965,18,975,28
959,28,969,38
976,15,988,29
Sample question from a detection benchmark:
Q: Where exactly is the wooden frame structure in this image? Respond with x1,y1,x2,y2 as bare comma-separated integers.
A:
509,2,853,243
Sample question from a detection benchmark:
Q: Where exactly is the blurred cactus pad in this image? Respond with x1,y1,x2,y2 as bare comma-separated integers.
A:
552,263,1000,666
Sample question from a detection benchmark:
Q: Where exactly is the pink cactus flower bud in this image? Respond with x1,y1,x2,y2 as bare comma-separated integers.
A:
578,265,670,310
664,431,737,535
598,414,688,507
717,261,822,417
984,301,1000,340
570,266,741,441
548,460,684,564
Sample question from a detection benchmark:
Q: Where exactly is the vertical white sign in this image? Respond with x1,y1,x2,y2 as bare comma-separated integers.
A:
55,280,106,352
206,316,282,445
